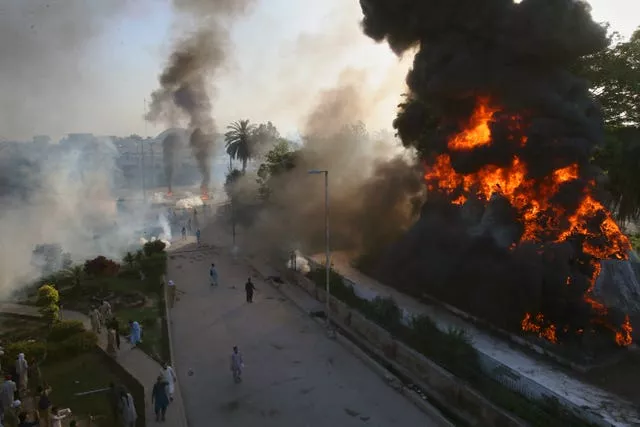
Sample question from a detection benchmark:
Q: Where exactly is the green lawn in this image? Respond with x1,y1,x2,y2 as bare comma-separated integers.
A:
0,315,144,427
114,297,170,364
42,351,139,426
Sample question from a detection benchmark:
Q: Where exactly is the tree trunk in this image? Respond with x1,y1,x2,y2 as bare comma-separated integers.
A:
242,158,247,174
229,155,232,170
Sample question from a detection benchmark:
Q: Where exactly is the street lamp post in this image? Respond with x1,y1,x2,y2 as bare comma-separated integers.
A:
308,169,333,337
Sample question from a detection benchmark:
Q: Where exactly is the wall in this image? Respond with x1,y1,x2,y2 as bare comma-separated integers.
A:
286,270,525,427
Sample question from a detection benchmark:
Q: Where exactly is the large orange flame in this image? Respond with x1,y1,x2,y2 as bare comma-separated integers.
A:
425,97,633,346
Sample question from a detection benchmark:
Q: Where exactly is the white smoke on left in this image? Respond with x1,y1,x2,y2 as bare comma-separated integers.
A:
0,137,163,297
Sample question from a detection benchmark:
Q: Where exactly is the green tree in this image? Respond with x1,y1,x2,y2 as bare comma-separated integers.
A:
63,265,84,288
256,140,297,199
225,120,256,173
251,121,281,158
577,27,640,221
576,29,640,127
36,284,60,325
123,251,135,269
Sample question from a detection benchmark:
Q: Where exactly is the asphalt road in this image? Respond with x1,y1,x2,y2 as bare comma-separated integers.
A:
167,240,442,427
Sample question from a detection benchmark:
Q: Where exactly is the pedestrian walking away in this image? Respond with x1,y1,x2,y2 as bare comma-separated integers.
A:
230,346,244,383
151,376,170,422
209,264,218,287
89,307,102,335
161,362,177,402
181,226,186,240
196,228,201,245
245,277,256,303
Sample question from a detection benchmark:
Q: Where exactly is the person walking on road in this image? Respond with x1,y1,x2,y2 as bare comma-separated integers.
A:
161,362,177,402
89,308,102,335
196,228,201,245
151,376,170,422
210,264,218,287
230,346,244,383
181,227,186,240
245,278,256,303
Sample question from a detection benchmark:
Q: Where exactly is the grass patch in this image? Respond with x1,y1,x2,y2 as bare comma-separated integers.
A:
42,351,143,426
306,268,597,427
0,316,144,426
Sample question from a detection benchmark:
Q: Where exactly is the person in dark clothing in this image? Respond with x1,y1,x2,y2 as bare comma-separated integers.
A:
107,382,123,422
245,278,256,303
151,376,170,422
18,411,39,426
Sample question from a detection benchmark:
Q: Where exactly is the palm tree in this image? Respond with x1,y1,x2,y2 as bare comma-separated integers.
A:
224,120,256,173
63,265,85,289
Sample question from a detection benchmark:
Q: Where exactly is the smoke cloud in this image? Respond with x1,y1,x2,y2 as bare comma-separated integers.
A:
359,0,633,341
232,69,425,260
0,138,169,297
146,0,255,191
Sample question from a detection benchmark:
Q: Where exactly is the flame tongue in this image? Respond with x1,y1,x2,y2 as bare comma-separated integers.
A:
425,97,632,346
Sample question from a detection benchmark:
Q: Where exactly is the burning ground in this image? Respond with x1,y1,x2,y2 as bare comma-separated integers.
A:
360,0,634,347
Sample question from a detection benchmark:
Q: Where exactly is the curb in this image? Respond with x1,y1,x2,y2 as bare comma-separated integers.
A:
249,262,454,427
163,275,189,427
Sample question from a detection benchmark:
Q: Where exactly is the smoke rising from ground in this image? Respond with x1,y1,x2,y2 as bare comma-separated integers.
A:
146,0,255,191
0,139,166,297
232,70,425,258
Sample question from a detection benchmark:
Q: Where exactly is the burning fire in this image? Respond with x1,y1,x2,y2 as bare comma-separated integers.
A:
200,185,209,201
425,97,633,346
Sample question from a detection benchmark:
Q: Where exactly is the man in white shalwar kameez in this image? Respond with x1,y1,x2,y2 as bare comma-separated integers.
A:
161,362,177,401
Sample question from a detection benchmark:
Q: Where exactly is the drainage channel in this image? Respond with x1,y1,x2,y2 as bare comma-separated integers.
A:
314,312,468,427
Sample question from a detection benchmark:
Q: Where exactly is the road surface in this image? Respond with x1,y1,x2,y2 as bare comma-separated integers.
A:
167,238,443,427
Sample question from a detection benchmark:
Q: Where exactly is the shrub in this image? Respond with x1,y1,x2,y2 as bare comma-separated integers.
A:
1,341,47,367
46,331,98,363
36,284,60,324
49,320,85,342
143,240,166,257
84,256,120,277
362,296,403,333
139,253,167,283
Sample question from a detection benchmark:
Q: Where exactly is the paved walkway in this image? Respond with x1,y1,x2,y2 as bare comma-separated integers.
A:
0,303,188,427
166,225,446,427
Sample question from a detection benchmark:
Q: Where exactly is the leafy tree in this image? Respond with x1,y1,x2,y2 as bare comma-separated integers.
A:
63,265,84,288
577,27,640,221
123,252,135,269
84,256,120,277
37,284,60,325
143,240,166,257
576,29,640,127
225,120,256,173
224,168,243,200
251,121,281,158
256,140,297,199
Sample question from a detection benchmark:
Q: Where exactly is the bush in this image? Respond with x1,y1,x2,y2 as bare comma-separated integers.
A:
139,253,167,283
362,296,403,333
143,240,166,257
1,341,47,367
46,331,98,363
49,320,85,342
84,256,120,277
37,285,60,324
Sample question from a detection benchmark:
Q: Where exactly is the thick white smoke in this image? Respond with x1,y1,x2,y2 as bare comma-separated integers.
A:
0,138,170,297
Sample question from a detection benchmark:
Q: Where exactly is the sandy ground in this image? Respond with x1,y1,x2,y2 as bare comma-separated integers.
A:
166,227,442,427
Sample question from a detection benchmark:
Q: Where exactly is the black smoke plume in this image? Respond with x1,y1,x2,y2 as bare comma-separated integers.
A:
360,0,630,345
162,133,180,192
146,0,254,192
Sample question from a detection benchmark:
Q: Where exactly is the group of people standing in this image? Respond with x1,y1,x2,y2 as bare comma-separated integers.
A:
89,299,143,357
0,356,72,427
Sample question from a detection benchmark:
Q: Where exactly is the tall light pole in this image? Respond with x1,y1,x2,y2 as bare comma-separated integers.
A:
308,169,333,336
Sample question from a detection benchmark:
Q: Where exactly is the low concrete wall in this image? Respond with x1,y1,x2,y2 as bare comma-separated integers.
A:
292,273,524,427
94,347,146,427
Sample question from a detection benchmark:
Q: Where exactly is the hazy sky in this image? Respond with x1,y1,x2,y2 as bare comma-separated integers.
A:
0,0,637,140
